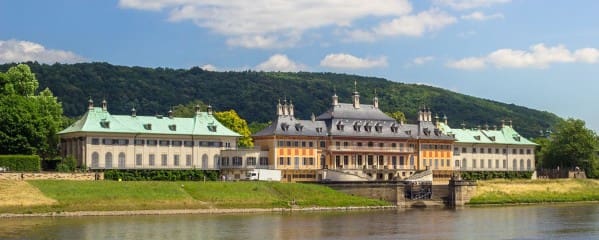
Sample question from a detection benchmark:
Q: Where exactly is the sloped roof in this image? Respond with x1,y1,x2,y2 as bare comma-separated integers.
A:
438,122,536,145
58,107,241,137
253,115,327,137
316,103,395,121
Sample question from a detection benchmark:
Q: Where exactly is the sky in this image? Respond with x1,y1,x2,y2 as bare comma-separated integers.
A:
1,0,599,132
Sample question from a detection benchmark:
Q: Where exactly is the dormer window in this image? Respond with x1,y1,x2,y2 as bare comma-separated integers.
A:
281,123,289,131
208,124,217,132
336,121,344,131
375,123,383,133
474,135,481,140
513,136,521,141
405,130,412,135
143,123,152,130
489,136,496,141
169,124,176,131
316,127,323,133
100,120,110,128
295,123,303,132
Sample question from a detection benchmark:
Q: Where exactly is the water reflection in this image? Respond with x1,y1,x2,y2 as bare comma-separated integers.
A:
1,204,598,240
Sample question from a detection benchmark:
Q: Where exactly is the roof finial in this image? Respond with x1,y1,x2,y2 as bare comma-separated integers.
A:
354,80,357,93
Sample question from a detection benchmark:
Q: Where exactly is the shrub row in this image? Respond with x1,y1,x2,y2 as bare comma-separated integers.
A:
460,171,533,180
104,169,220,181
0,155,41,172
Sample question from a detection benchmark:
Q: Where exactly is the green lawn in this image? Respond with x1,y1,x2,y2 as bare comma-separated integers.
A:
469,179,599,205
3,180,388,214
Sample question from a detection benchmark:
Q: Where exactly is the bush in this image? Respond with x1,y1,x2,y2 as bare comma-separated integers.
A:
103,169,220,181
56,156,77,172
0,155,41,171
461,171,533,180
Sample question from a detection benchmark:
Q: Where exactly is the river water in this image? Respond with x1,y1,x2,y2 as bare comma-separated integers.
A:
1,204,598,239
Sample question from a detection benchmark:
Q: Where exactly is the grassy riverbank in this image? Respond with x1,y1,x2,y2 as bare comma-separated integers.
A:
469,179,599,205
0,180,389,214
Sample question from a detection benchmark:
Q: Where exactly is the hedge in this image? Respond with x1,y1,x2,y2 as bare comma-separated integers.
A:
104,169,220,181
0,155,41,172
460,171,534,180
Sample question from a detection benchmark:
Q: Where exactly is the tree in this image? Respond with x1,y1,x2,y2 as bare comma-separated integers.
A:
172,100,207,118
387,111,406,123
248,121,271,134
543,119,599,177
0,64,63,159
213,110,253,147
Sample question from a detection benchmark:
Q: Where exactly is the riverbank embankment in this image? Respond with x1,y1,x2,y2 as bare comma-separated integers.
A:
0,180,389,215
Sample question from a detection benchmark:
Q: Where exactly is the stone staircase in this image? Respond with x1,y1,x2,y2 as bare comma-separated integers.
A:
323,169,373,181
405,169,433,182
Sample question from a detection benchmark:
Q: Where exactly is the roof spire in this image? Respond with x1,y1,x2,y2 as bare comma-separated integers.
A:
88,97,94,110
101,98,107,111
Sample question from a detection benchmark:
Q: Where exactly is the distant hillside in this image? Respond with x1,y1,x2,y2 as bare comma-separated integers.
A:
0,62,562,138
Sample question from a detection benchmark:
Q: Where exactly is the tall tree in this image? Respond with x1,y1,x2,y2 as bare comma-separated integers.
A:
544,119,598,177
213,110,253,147
0,64,63,158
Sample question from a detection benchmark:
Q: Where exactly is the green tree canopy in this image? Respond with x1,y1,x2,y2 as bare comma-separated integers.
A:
213,110,253,148
542,118,599,177
172,100,207,118
387,111,406,123
0,64,63,159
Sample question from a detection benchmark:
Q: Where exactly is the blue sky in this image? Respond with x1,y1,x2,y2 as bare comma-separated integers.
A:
1,0,599,132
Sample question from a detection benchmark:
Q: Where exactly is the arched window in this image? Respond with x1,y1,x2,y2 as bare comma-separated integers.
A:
214,154,220,169
455,160,460,168
105,152,113,168
202,154,209,169
513,159,517,171
527,159,532,170
118,152,126,168
91,152,99,168
462,158,467,169
520,159,524,170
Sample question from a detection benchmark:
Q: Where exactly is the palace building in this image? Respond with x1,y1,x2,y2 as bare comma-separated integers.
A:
58,99,240,170
438,120,536,172
248,83,454,182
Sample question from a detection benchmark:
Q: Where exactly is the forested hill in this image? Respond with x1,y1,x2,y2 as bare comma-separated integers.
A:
0,62,561,138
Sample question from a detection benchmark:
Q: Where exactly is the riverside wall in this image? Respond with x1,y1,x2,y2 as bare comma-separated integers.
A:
0,172,104,181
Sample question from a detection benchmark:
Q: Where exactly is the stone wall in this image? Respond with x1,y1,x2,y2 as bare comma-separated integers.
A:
449,179,477,206
0,172,104,181
325,182,405,206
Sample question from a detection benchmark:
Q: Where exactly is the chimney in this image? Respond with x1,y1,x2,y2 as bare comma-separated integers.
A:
88,98,94,110
101,99,107,111
282,99,288,116
289,100,294,118
277,99,283,116
195,104,201,114
373,89,379,109
131,107,136,117
207,104,213,115
168,108,173,118
352,80,360,109
443,114,448,125
311,113,316,122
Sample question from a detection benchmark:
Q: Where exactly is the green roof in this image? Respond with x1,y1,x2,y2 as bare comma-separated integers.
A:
438,122,537,145
58,107,241,137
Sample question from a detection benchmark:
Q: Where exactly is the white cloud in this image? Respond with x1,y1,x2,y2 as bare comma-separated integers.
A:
0,39,86,64
255,54,306,72
412,56,435,65
461,11,503,21
320,53,388,69
200,64,217,71
447,43,599,70
373,9,457,37
435,0,511,10
446,57,486,70
119,0,413,49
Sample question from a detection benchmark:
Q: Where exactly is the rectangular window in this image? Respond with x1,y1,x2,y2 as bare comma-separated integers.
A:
520,149,524,154
232,157,242,166
488,159,492,169
159,140,170,146
503,148,507,154
277,141,284,147
320,141,326,148
399,156,405,166
480,159,485,168
488,148,492,154
161,154,167,166
247,157,256,166
134,139,144,146
473,159,477,168
344,142,349,147
117,139,129,145
302,157,307,165
294,141,299,147
357,155,363,166
259,157,268,166
287,157,291,165
184,141,194,147
367,155,373,165
495,159,499,169
186,154,192,166
91,138,100,145
147,140,157,146
308,142,313,148
286,141,291,147
102,139,112,145
512,149,517,154
472,148,477,153
453,147,460,156
301,141,306,147
480,148,485,154
172,141,182,147
174,154,180,166
136,154,142,166
526,149,532,155
343,156,349,165
503,160,507,168
495,148,499,154
462,148,467,153
279,157,284,165
149,154,155,166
